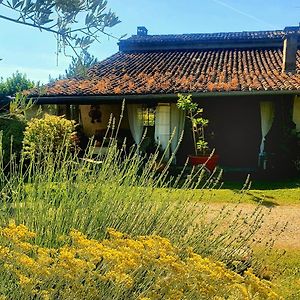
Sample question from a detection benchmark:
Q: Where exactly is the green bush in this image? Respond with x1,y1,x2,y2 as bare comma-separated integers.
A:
0,116,26,167
22,114,76,159
0,71,35,96
0,132,283,298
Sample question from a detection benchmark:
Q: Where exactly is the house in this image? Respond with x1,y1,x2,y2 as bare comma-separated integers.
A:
27,25,300,176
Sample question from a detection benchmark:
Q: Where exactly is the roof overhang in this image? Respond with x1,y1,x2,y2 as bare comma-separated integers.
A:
119,39,285,52
30,90,300,105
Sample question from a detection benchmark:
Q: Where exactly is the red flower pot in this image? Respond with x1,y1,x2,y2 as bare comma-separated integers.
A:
188,154,219,172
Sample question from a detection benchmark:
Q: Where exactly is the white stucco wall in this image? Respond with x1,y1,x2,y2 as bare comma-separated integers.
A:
79,104,129,137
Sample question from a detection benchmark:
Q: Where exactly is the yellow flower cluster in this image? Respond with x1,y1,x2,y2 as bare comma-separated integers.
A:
0,222,282,300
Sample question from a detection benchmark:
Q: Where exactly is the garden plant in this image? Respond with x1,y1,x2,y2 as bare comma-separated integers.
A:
0,222,280,300
177,93,209,156
0,108,285,299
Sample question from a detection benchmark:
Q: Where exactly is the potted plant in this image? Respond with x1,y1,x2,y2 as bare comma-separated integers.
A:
177,94,219,171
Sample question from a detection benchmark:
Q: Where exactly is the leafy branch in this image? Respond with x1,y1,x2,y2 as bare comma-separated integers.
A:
0,0,123,59
177,94,209,156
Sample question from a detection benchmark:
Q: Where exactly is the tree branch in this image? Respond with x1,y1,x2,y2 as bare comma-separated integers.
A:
0,14,60,35
70,26,119,40
0,13,119,42
0,0,121,58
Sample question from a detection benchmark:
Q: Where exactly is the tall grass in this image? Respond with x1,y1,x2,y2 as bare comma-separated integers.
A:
0,109,285,298
0,116,271,264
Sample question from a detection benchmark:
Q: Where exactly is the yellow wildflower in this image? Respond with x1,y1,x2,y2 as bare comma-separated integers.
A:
18,274,32,286
107,227,124,239
0,222,282,300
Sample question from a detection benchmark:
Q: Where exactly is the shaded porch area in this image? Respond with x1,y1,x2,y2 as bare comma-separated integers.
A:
33,92,300,179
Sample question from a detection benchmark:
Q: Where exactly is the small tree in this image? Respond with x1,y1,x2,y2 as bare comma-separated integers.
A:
65,50,98,78
177,94,209,156
0,72,35,96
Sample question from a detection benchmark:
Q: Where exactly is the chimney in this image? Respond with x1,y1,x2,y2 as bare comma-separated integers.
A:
282,26,299,73
137,26,148,36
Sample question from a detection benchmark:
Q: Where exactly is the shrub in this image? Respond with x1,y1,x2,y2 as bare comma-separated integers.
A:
0,222,280,300
0,115,26,167
22,114,77,159
0,135,271,267
0,123,282,298
177,94,210,156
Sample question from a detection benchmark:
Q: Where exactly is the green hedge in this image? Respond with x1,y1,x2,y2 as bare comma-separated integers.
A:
0,116,26,167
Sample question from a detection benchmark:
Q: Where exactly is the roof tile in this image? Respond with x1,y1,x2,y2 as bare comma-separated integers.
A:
29,48,300,97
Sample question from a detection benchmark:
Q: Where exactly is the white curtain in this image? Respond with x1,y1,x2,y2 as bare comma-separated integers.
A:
170,103,185,154
127,104,144,144
155,103,171,157
259,101,275,168
293,96,300,132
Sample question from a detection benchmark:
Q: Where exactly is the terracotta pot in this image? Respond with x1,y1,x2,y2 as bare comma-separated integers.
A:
188,154,219,172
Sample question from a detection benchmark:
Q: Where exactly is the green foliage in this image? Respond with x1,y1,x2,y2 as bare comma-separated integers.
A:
22,114,76,159
0,71,35,96
196,139,209,153
0,94,37,168
0,115,26,167
0,0,121,56
65,50,98,78
265,102,300,178
177,94,209,155
254,249,300,300
0,223,281,300
0,134,270,261
0,126,286,298
49,50,98,82
9,93,36,120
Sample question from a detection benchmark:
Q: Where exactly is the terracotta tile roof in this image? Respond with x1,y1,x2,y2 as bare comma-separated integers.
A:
123,30,286,43
118,28,299,52
30,47,300,97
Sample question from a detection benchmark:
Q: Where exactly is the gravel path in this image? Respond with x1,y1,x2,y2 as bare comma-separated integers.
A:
204,203,300,249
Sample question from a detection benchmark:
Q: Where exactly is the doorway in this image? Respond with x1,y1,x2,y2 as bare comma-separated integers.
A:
206,98,261,169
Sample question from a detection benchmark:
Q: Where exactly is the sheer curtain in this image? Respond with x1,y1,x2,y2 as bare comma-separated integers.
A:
155,103,185,161
170,103,185,154
259,101,275,168
293,96,300,132
155,103,171,158
127,104,144,144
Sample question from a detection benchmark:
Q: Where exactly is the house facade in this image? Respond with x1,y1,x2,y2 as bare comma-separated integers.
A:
28,26,300,176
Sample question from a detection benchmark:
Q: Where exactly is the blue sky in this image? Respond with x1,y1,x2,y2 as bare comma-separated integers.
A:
0,0,299,83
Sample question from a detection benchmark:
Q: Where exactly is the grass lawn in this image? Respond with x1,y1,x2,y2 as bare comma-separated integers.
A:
197,186,300,205
164,177,300,205
155,177,300,298
187,177,300,298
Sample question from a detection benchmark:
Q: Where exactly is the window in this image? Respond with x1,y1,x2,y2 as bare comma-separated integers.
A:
142,106,155,126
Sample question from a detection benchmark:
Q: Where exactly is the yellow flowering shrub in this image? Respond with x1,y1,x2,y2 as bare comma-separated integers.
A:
0,221,282,300
22,114,76,158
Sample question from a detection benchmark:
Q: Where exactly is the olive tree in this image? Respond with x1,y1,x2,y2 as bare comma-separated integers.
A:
0,0,121,57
